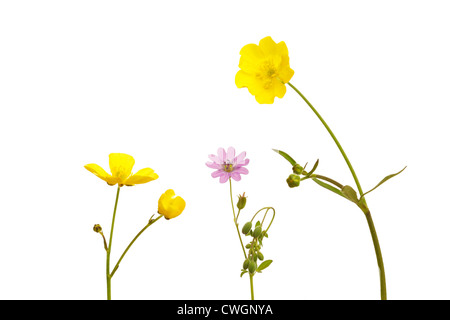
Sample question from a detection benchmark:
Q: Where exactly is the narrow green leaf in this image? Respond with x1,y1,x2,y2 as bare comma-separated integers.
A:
341,185,359,204
362,166,407,197
304,159,319,178
273,149,297,166
240,270,248,277
256,260,273,272
312,178,346,199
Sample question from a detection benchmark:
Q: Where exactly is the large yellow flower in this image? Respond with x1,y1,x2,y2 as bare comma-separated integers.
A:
85,153,159,187
235,36,294,104
158,189,186,219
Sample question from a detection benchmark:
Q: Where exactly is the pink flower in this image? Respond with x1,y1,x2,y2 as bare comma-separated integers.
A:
206,147,249,183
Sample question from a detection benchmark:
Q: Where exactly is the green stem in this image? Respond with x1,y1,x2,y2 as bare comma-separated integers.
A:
365,211,387,300
288,82,387,300
229,179,247,259
110,214,163,277
249,273,255,300
287,82,363,196
106,186,121,300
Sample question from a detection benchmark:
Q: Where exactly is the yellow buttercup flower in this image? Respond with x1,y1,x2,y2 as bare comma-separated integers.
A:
158,189,186,219
235,36,294,104
85,153,159,187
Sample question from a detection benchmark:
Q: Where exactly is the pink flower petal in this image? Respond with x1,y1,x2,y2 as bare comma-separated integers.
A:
217,148,226,163
208,154,221,164
231,172,242,181
211,170,223,178
206,162,221,169
235,151,247,164
226,146,235,162
219,172,230,183
234,167,249,175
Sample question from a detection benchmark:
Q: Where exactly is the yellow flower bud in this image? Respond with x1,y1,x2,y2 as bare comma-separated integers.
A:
93,224,102,233
286,174,300,188
292,164,304,175
158,189,186,220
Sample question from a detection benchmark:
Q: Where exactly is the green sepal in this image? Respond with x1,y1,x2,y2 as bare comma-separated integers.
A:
312,178,346,199
273,149,296,166
304,159,319,178
240,270,248,278
341,185,359,204
256,260,273,272
362,166,407,197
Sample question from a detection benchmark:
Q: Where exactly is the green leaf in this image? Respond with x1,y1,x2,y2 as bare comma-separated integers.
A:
256,260,273,272
362,166,407,197
240,270,248,277
273,149,297,166
341,185,359,204
312,178,346,199
304,159,319,178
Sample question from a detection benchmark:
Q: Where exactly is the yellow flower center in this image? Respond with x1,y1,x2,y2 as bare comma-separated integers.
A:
223,163,234,172
257,59,279,89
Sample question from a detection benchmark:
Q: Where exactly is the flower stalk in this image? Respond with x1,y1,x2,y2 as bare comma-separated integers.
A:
86,153,186,299
207,147,275,300
287,82,387,300
106,185,121,300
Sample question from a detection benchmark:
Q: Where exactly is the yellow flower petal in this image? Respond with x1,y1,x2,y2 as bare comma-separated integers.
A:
84,163,113,184
124,168,159,186
109,153,135,185
236,36,294,104
158,189,186,220
273,80,287,99
258,36,278,56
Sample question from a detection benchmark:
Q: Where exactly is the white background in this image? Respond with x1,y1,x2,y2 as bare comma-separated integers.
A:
0,0,449,300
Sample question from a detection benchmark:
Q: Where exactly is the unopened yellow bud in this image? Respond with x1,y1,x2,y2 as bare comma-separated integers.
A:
93,224,102,233
292,164,304,174
286,174,300,188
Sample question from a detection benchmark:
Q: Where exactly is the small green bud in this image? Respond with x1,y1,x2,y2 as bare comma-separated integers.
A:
286,174,301,188
292,164,304,175
245,243,252,249
243,259,249,270
242,221,252,235
257,252,264,261
253,226,262,238
237,193,247,210
93,224,102,233
248,260,257,273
